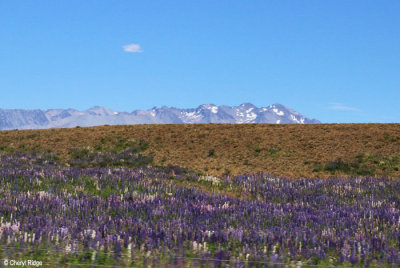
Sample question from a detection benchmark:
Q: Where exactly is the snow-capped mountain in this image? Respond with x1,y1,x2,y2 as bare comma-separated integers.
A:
0,103,320,130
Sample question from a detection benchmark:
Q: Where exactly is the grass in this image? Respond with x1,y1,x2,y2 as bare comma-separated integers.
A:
1,123,400,178
311,154,399,176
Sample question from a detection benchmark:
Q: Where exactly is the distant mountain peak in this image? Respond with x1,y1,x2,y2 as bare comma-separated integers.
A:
86,106,117,116
0,103,320,130
239,102,256,108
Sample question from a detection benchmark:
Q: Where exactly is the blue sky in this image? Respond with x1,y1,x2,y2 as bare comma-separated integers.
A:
1,1,399,123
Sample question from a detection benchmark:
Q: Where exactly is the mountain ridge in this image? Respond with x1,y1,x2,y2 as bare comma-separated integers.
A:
0,103,320,130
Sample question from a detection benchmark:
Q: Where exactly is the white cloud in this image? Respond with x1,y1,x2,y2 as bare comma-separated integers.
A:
123,44,143,53
328,103,359,111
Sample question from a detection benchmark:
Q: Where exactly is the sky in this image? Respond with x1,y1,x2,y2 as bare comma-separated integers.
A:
0,1,399,123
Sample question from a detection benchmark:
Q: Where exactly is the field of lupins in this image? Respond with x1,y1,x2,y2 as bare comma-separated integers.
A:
1,153,400,267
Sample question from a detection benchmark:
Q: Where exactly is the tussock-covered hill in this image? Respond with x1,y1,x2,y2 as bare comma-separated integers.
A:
1,123,400,178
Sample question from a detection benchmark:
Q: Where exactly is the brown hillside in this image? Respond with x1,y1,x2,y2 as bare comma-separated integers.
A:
1,124,400,178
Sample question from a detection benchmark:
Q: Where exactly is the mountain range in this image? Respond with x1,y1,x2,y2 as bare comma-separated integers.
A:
0,103,320,130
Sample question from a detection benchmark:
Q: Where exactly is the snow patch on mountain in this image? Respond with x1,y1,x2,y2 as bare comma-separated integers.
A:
273,109,284,116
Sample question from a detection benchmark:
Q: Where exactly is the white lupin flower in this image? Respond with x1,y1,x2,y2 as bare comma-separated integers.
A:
222,202,230,209
65,244,72,253
199,175,221,186
146,251,151,258
91,250,97,261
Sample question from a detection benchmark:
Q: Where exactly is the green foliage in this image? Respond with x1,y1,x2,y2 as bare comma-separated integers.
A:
223,168,231,176
0,146,15,152
208,149,215,157
312,154,399,176
69,148,91,160
268,146,282,157
324,159,351,174
382,135,400,143
68,140,153,168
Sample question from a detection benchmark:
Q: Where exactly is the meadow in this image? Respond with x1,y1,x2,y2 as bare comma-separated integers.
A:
1,151,400,267
1,124,400,267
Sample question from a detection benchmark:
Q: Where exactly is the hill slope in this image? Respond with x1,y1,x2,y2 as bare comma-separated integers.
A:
1,123,399,178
